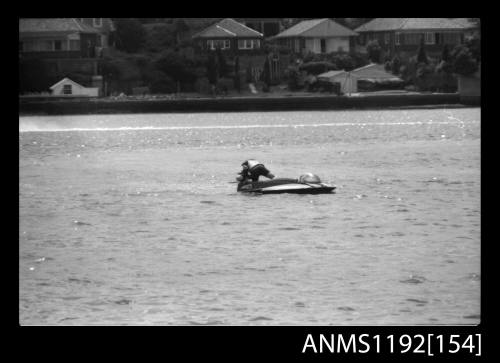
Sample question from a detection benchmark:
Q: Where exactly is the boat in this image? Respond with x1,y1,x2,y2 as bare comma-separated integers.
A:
237,173,336,194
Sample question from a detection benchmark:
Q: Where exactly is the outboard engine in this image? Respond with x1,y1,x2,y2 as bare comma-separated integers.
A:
298,173,321,184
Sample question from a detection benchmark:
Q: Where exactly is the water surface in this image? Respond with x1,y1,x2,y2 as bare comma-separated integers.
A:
19,108,480,325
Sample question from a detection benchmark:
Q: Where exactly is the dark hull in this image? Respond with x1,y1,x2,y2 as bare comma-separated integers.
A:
238,178,336,194
260,186,336,194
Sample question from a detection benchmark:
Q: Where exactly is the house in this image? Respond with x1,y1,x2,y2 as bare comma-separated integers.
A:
317,70,357,94
19,18,101,58
236,18,290,38
192,18,264,53
354,18,475,59
270,18,358,54
77,18,115,48
49,77,99,97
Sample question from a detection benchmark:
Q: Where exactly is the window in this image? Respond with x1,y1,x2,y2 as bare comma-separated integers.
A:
54,40,62,51
22,40,37,52
425,32,435,44
93,18,102,27
384,33,390,45
395,32,401,45
63,84,72,95
207,39,230,50
404,33,421,45
238,39,260,49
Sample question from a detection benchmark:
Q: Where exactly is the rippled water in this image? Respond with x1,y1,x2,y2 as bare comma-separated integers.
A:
19,108,480,325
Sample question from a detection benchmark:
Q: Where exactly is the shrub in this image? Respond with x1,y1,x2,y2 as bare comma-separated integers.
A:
299,61,337,75
194,77,212,94
329,53,357,71
155,50,197,84
285,66,302,91
217,77,234,92
303,51,322,63
149,73,176,94
391,55,401,75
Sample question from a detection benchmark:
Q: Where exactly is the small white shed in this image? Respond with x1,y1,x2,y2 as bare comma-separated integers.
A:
50,77,99,97
317,70,358,94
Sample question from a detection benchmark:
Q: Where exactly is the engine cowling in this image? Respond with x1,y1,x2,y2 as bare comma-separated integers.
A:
298,173,321,183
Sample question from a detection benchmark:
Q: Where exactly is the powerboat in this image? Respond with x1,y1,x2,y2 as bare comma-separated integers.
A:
237,173,335,194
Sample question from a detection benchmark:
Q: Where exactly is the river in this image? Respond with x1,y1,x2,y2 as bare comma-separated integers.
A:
19,108,480,325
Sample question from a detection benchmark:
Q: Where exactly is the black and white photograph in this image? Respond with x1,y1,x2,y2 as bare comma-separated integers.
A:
19,17,481,335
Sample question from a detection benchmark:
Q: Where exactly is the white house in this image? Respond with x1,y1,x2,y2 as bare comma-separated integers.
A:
271,18,358,54
317,70,358,94
50,77,99,97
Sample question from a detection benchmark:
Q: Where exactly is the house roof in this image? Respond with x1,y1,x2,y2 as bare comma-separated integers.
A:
350,63,402,81
317,70,348,78
19,18,100,37
192,18,263,38
49,77,86,90
452,18,480,29
355,18,471,32
272,18,357,39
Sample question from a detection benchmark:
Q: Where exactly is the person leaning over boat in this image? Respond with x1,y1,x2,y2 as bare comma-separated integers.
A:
236,159,275,183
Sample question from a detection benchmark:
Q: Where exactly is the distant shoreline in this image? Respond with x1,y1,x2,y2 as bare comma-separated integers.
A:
19,92,479,116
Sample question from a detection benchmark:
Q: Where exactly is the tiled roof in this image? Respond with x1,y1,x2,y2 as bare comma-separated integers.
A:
192,18,263,38
318,70,347,78
452,18,479,28
351,63,402,80
355,18,470,32
50,77,85,90
273,18,357,38
19,18,100,35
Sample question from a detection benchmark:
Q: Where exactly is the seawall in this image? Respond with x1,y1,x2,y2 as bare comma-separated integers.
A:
19,93,478,116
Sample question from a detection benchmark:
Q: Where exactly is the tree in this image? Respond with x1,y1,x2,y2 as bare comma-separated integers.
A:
416,36,428,64
233,56,241,93
173,18,189,45
451,45,478,76
155,50,197,86
441,44,450,62
114,18,146,53
144,23,176,52
246,63,253,83
215,47,227,78
366,40,382,63
19,58,53,93
206,51,218,86
391,55,401,75
465,36,480,62
261,56,271,92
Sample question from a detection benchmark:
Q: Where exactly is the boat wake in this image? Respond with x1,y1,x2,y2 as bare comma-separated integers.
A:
19,120,479,133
